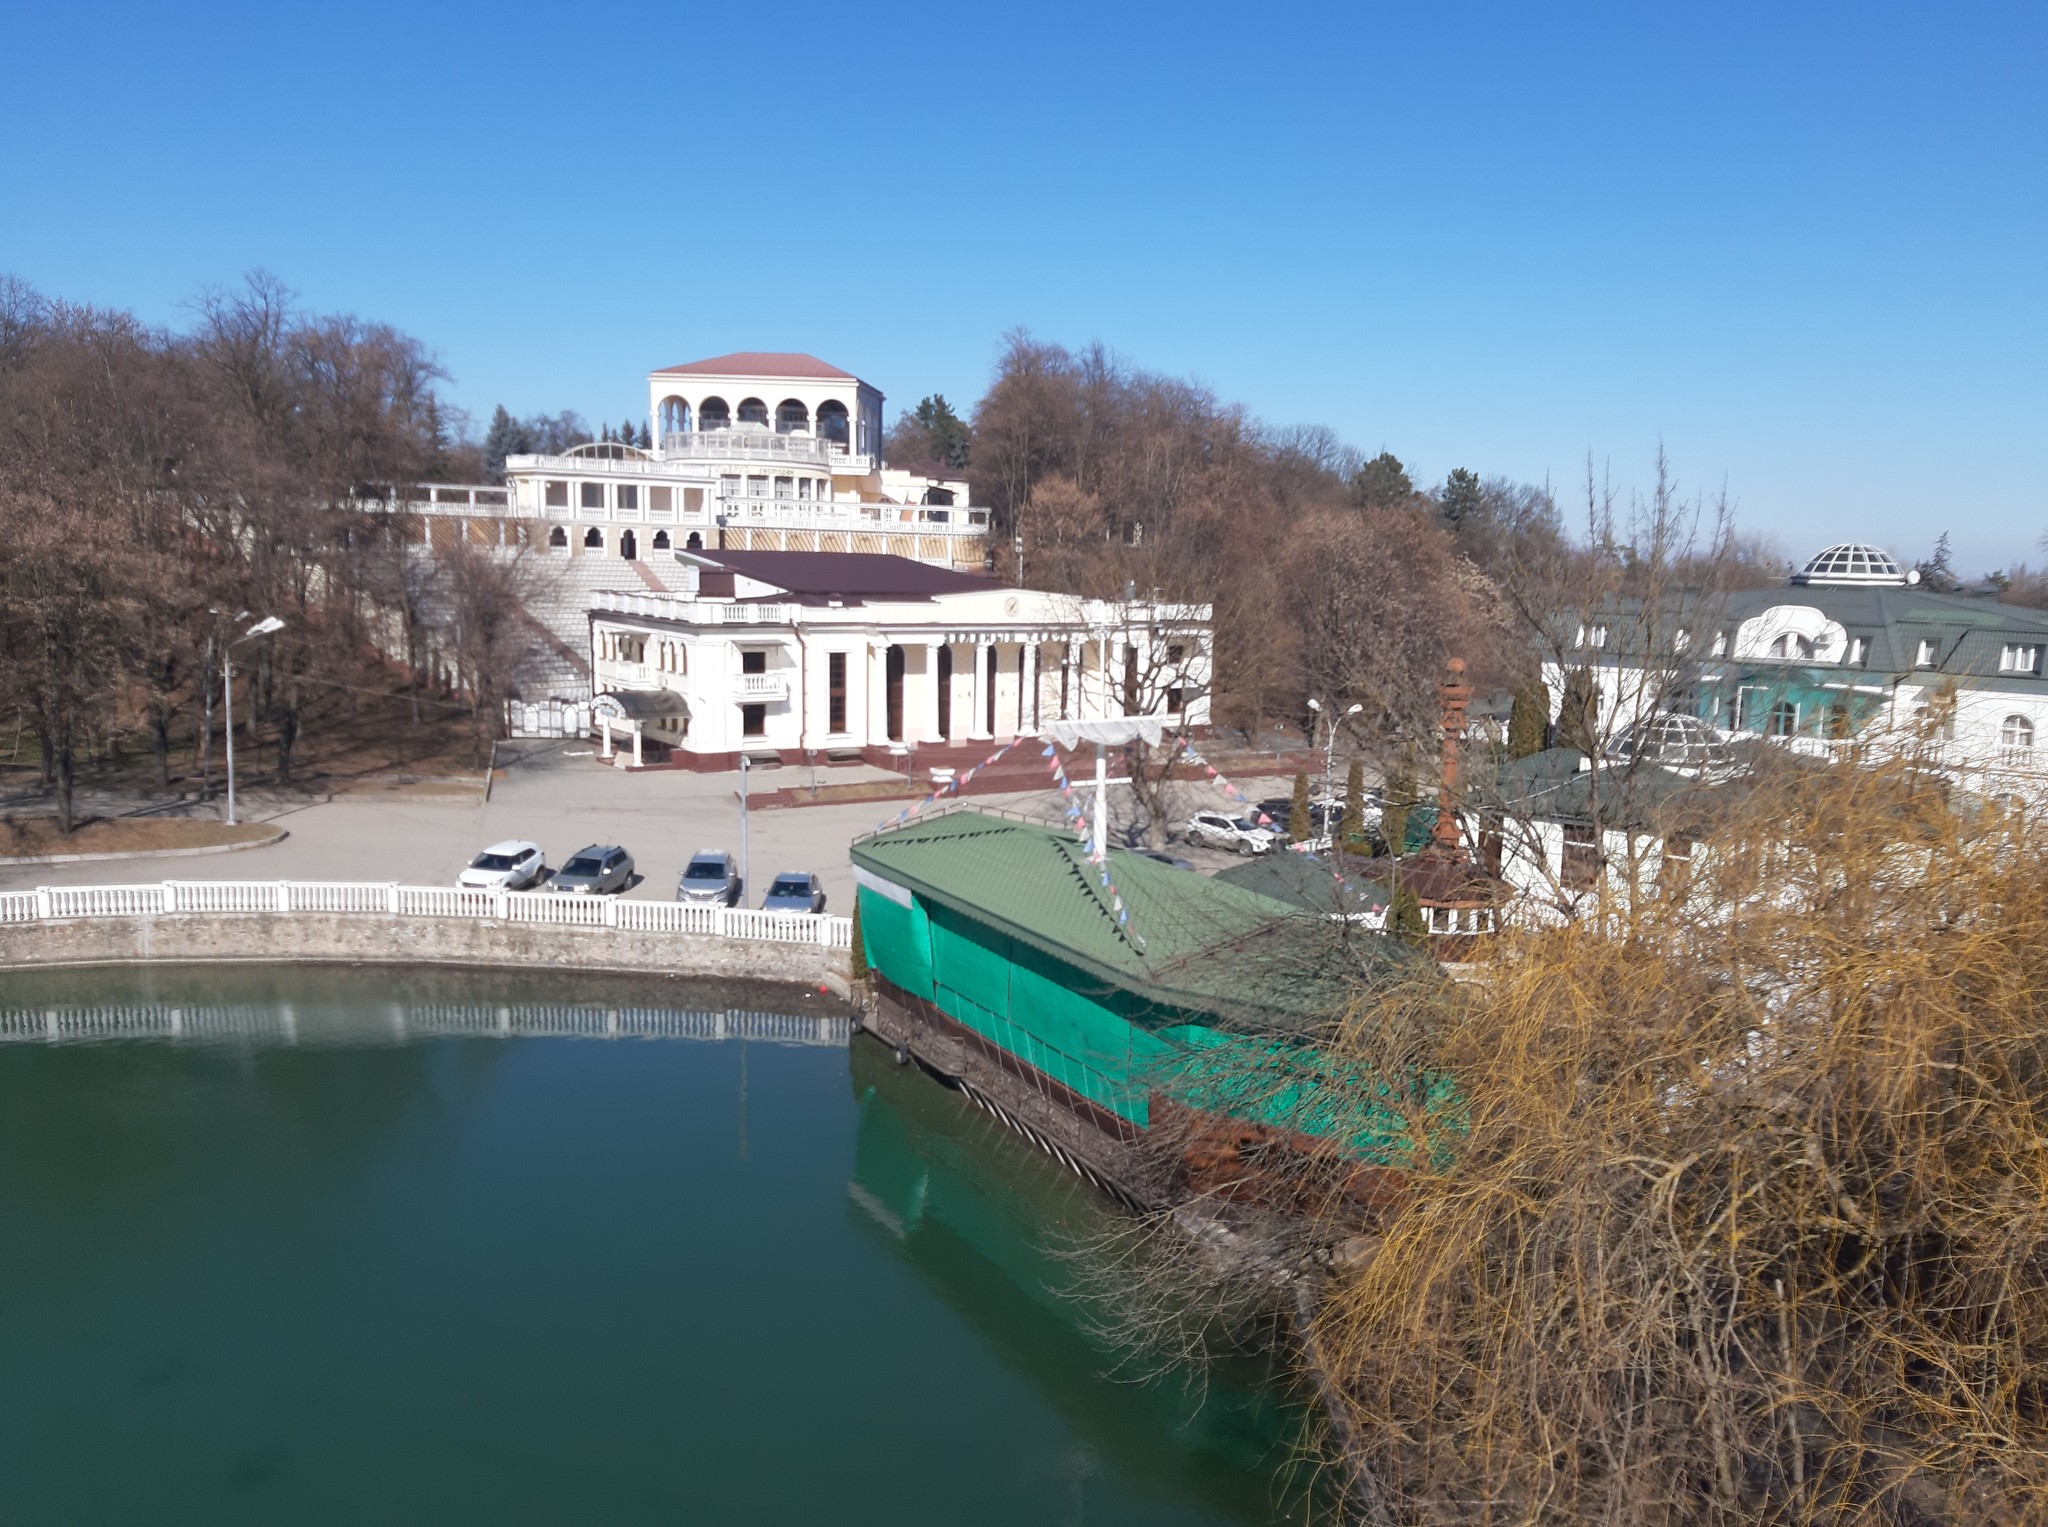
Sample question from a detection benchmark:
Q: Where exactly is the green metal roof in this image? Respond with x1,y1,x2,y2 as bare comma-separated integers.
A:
852,811,1414,1029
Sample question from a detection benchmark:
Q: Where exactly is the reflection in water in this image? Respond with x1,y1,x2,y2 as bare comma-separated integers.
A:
847,1038,1319,1523
0,965,1304,1526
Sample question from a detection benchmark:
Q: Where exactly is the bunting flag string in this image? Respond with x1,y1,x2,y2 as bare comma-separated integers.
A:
1177,740,1385,919
869,734,1026,834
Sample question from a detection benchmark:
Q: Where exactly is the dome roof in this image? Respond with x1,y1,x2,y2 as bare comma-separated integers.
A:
1607,713,1732,774
1791,543,1914,587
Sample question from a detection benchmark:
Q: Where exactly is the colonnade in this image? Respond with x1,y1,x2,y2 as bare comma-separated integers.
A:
871,634,1132,747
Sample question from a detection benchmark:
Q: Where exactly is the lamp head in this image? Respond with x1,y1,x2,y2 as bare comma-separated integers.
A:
245,616,285,638
1306,697,1321,712
1345,703,1363,717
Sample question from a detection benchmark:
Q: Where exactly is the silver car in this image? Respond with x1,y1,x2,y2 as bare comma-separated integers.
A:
761,872,826,914
678,851,742,906
552,844,633,895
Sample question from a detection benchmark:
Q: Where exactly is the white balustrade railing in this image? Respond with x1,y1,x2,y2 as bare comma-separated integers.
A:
2,879,851,949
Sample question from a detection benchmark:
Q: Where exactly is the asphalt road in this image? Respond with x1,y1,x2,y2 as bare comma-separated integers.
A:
1,742,1299,912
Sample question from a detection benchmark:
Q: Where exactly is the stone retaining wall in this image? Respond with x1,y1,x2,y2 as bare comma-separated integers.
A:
0,913,850,996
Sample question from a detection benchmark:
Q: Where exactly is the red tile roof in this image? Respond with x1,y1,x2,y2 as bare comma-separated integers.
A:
690,550,999,601
650,352,856,380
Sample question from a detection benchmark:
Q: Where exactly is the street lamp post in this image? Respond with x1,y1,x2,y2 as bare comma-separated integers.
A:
1305,697,1362,804
222,616,284,827
738,754,750,907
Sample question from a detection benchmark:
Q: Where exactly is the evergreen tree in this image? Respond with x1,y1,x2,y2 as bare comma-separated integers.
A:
621,419,639,449
1381,762,1412,858
1439,467,1484,533
635,421,652,449
481,404,530,484
600,423,613,443
1507,682,1548,759
1340,758,1366,848
1350,451,1414,509
1916,532,1962,594
1387,877,1427,945
1287,769,1312,841
1556,667,1600,753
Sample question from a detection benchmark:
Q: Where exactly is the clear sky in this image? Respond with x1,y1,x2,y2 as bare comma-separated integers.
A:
4,1,2042,572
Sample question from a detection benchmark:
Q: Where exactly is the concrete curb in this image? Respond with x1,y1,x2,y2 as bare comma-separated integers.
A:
0,826,289,868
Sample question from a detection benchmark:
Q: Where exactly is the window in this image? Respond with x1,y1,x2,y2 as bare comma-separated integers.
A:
583,527,603,549
741,649,767,675
652,529,670,550
1168,643,1186,663
2001,644,2041,674
1711,631,1728,657
798,478,812,500
1591,624,1609,649
2003,715,2035,754
828,652,848,733
1768,633,1816,660
1561,824,1600,891
1672,627,1690,653
1848,636,1867,666
1915,638,1937,668
544,480,569,508
548,526,567,548
741,704,766,738
774,476,795,500
1767,699,1799,737
580,482,604,509
746,475,769,498
649,486,672,512
719,475,742,500
616,484,638,510
1574,623,1610,650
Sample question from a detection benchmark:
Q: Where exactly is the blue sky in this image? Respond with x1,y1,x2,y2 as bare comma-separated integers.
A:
4,1,2042,572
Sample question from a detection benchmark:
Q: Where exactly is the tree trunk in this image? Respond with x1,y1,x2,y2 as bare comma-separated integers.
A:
152,713,171,791
39,731,54,790
54,722,75,834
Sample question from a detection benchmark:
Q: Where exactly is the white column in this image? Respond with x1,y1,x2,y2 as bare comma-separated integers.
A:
1023,642,1039,733
969,641,989,738
632,722,643,768
599,716,614,758
922,643,942,742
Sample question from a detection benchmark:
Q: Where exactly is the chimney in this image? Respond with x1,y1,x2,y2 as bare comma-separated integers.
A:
1428,658,1471,858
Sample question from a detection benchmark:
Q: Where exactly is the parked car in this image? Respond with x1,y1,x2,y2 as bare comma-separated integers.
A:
761,872,827,914
457,840,546,890
1182,810,1278,855
1134,849,1197,871
551,844,633,895
678,851,742,906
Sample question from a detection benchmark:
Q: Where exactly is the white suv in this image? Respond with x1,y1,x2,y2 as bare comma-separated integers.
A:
1182,811,1278,856
458,840,546,890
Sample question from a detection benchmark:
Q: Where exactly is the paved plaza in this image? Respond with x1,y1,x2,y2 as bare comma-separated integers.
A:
0,741,1299,910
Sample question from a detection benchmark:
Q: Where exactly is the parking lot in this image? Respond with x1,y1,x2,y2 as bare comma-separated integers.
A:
0,740,1303,909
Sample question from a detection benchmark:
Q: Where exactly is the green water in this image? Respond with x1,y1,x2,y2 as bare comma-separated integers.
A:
0,966,1313,1524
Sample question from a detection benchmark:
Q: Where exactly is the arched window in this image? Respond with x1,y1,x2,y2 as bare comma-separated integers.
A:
698,396,730,431
658,396,690,437
816,399,850,446
652,529,670,550
736,397,769,429
2002,715,2035,753
1768,632,1816,660
685,532,703,550
583,527,604,549
775,399,809,435
1767,699,1799,737
548,526,568,548
619,530,637,561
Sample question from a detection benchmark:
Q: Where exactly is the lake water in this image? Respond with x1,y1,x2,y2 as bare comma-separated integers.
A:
0,965,1314,1524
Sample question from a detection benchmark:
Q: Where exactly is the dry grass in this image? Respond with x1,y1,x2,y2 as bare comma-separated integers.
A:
0,815,277,858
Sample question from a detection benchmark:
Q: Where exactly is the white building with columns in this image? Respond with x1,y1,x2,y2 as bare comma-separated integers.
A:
586,549,1211,769
385,352,990,574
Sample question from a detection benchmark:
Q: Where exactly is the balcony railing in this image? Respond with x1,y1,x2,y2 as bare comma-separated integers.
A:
659,431,865,470
736,671,790,700
592,591,800,625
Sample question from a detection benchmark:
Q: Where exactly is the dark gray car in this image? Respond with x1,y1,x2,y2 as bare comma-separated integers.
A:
678,851,742,906
552,843,633,895
761,872,826,914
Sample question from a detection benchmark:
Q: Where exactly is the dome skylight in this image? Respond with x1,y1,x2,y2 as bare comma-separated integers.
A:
1791,544,1914,587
